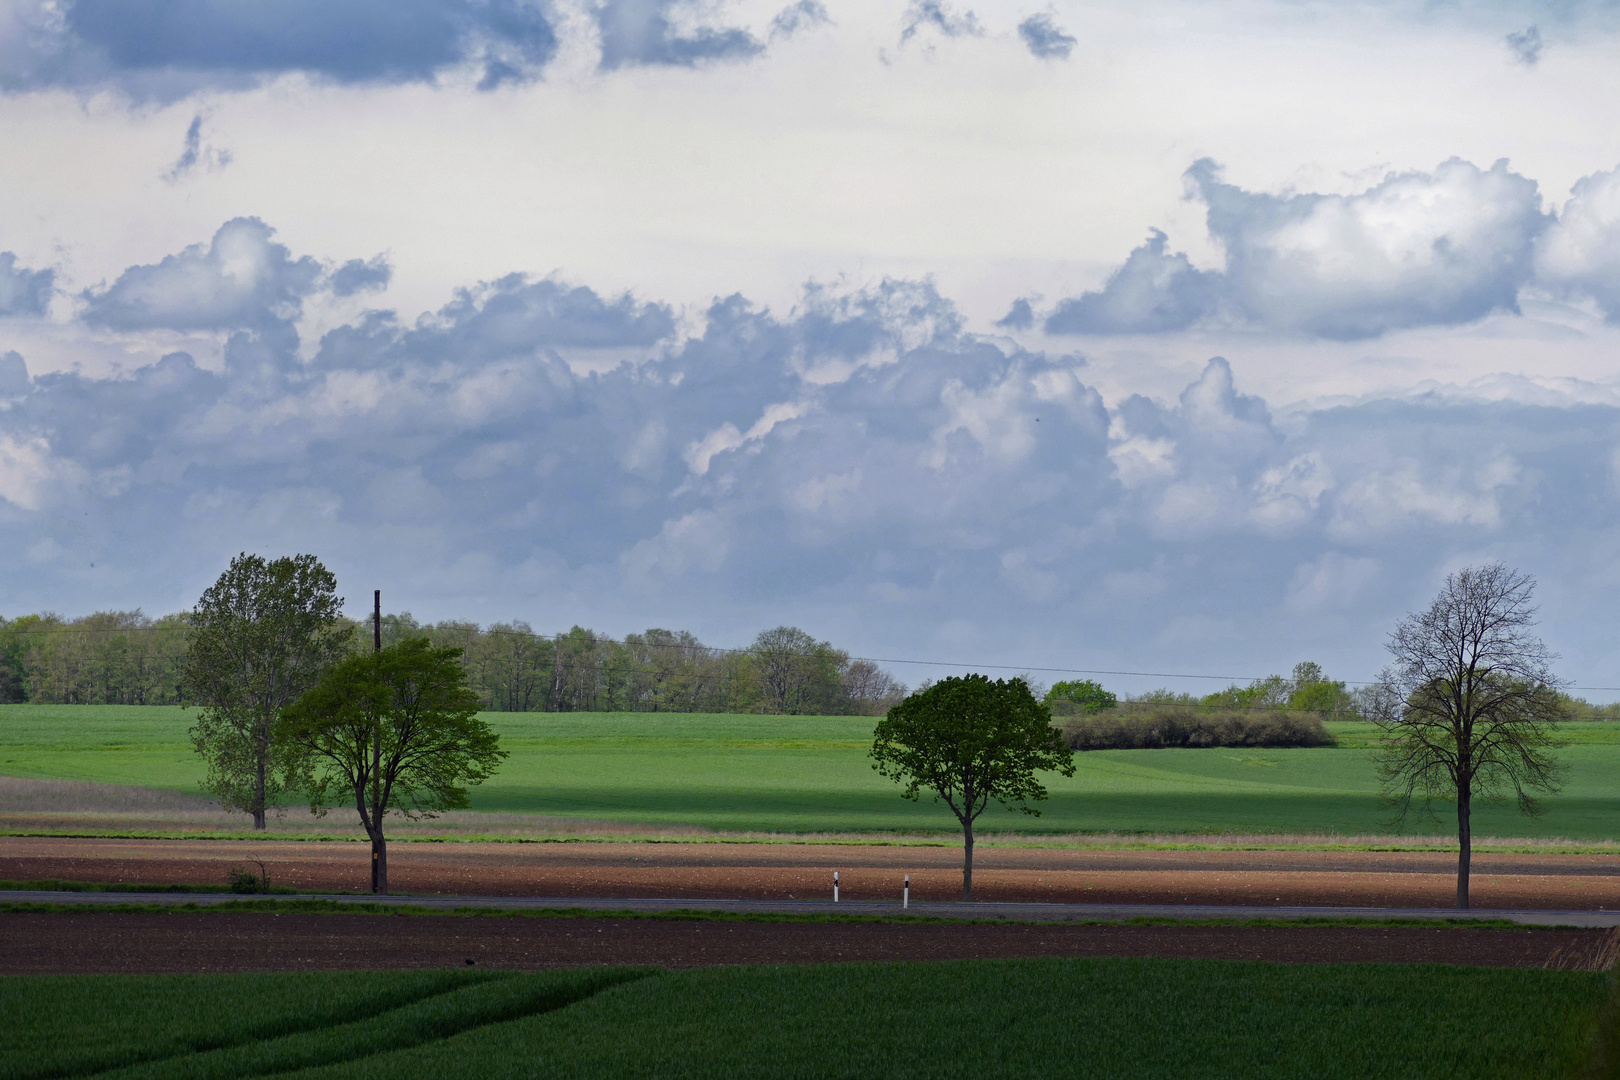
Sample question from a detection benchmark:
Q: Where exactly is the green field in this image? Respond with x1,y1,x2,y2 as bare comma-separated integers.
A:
0,958,1606,1080
5,705,1620,839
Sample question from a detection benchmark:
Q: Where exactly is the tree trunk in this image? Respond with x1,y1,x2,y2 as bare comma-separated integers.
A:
1456,791,1471,910
371,829,388,896
962,819,974,902
370,726,382,892
254,750,267,831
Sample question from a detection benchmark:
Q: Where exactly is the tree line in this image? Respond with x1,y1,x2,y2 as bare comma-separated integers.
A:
0,551,1593,912
0,610,906,716
1048,662,1619,722
10,607,1616,724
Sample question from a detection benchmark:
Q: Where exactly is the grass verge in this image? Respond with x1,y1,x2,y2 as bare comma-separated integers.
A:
9,826,1620,855
0,895,1555,929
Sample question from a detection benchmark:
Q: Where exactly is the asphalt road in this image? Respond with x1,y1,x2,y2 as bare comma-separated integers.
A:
8,890,1620,926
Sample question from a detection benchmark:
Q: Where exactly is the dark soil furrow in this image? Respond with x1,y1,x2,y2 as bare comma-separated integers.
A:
1,912,1605,974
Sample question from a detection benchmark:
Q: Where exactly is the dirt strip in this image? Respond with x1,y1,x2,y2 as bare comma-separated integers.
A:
5,837,1620,909
0,912,1607,974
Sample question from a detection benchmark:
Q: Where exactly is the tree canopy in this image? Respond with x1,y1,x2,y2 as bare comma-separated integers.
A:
870,674,1074,899
280,637,505,894
1045,679,1117,714
185,553,350,830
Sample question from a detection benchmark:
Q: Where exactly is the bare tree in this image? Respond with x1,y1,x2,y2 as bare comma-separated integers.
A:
1372,563,1567,908
841,659,907,716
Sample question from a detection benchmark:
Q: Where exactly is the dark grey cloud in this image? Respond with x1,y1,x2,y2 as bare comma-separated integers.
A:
1507,24,1544,64
996,297,1035,330
81,218,321,332
20,350,223,472
1,263,1118,625
163,113,232,183
0,351,27,396
1,0,558,98
1017,13,1075,59
595,0,764,70
0,253,54,317
330,256,393,298
770,1,831,39
165,114,203,181
1045,158,1549,340
899,0,982,45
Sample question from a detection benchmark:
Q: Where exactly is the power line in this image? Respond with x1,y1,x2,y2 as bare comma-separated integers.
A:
5,614,1620,696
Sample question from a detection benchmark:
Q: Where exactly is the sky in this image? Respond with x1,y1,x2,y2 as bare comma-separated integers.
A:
3,0,1620,696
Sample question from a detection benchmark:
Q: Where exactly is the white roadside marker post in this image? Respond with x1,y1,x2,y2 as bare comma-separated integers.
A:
903,875,909,909
834,871,840,903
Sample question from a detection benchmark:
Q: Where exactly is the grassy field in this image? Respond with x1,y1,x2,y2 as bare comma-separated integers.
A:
0,958,1606,1079
6,705,1620,839
0,967,648,1080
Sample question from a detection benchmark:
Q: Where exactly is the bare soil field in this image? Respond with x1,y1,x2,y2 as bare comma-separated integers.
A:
5,836,1620,908
1,911,1608,974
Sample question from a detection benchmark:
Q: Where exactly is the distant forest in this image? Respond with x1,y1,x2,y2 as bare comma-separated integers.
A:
0,611,907,715
5,608,1617,721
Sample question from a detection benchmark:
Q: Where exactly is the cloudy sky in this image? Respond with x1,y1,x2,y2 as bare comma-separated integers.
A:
4,0,1620,695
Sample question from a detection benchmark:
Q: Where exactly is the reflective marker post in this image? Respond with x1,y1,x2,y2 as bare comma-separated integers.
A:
833,871,839,903
903,875,909,909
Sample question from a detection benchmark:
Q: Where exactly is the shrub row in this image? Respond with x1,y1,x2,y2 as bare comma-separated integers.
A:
1059,705,1337,750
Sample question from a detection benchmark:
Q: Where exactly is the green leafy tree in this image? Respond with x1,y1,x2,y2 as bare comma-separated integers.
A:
1280,661,1352,717
0,614,55,703
621,628,713,712
871,675,1075,900
1371,564,1567,909
1203,675,1290,710
484,621,549,711
1557,694,1620,721
750,626,847,714
1045,679,1117,714
1198,662,1354,716
186,554,350,830
549,625,604,711
1128,688,1198,705
281,638,505,894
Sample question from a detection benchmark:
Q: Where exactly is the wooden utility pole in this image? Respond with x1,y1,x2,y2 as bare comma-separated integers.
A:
371,589,381,893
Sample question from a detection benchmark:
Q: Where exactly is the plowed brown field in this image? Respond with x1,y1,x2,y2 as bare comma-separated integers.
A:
5,836,1620,908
